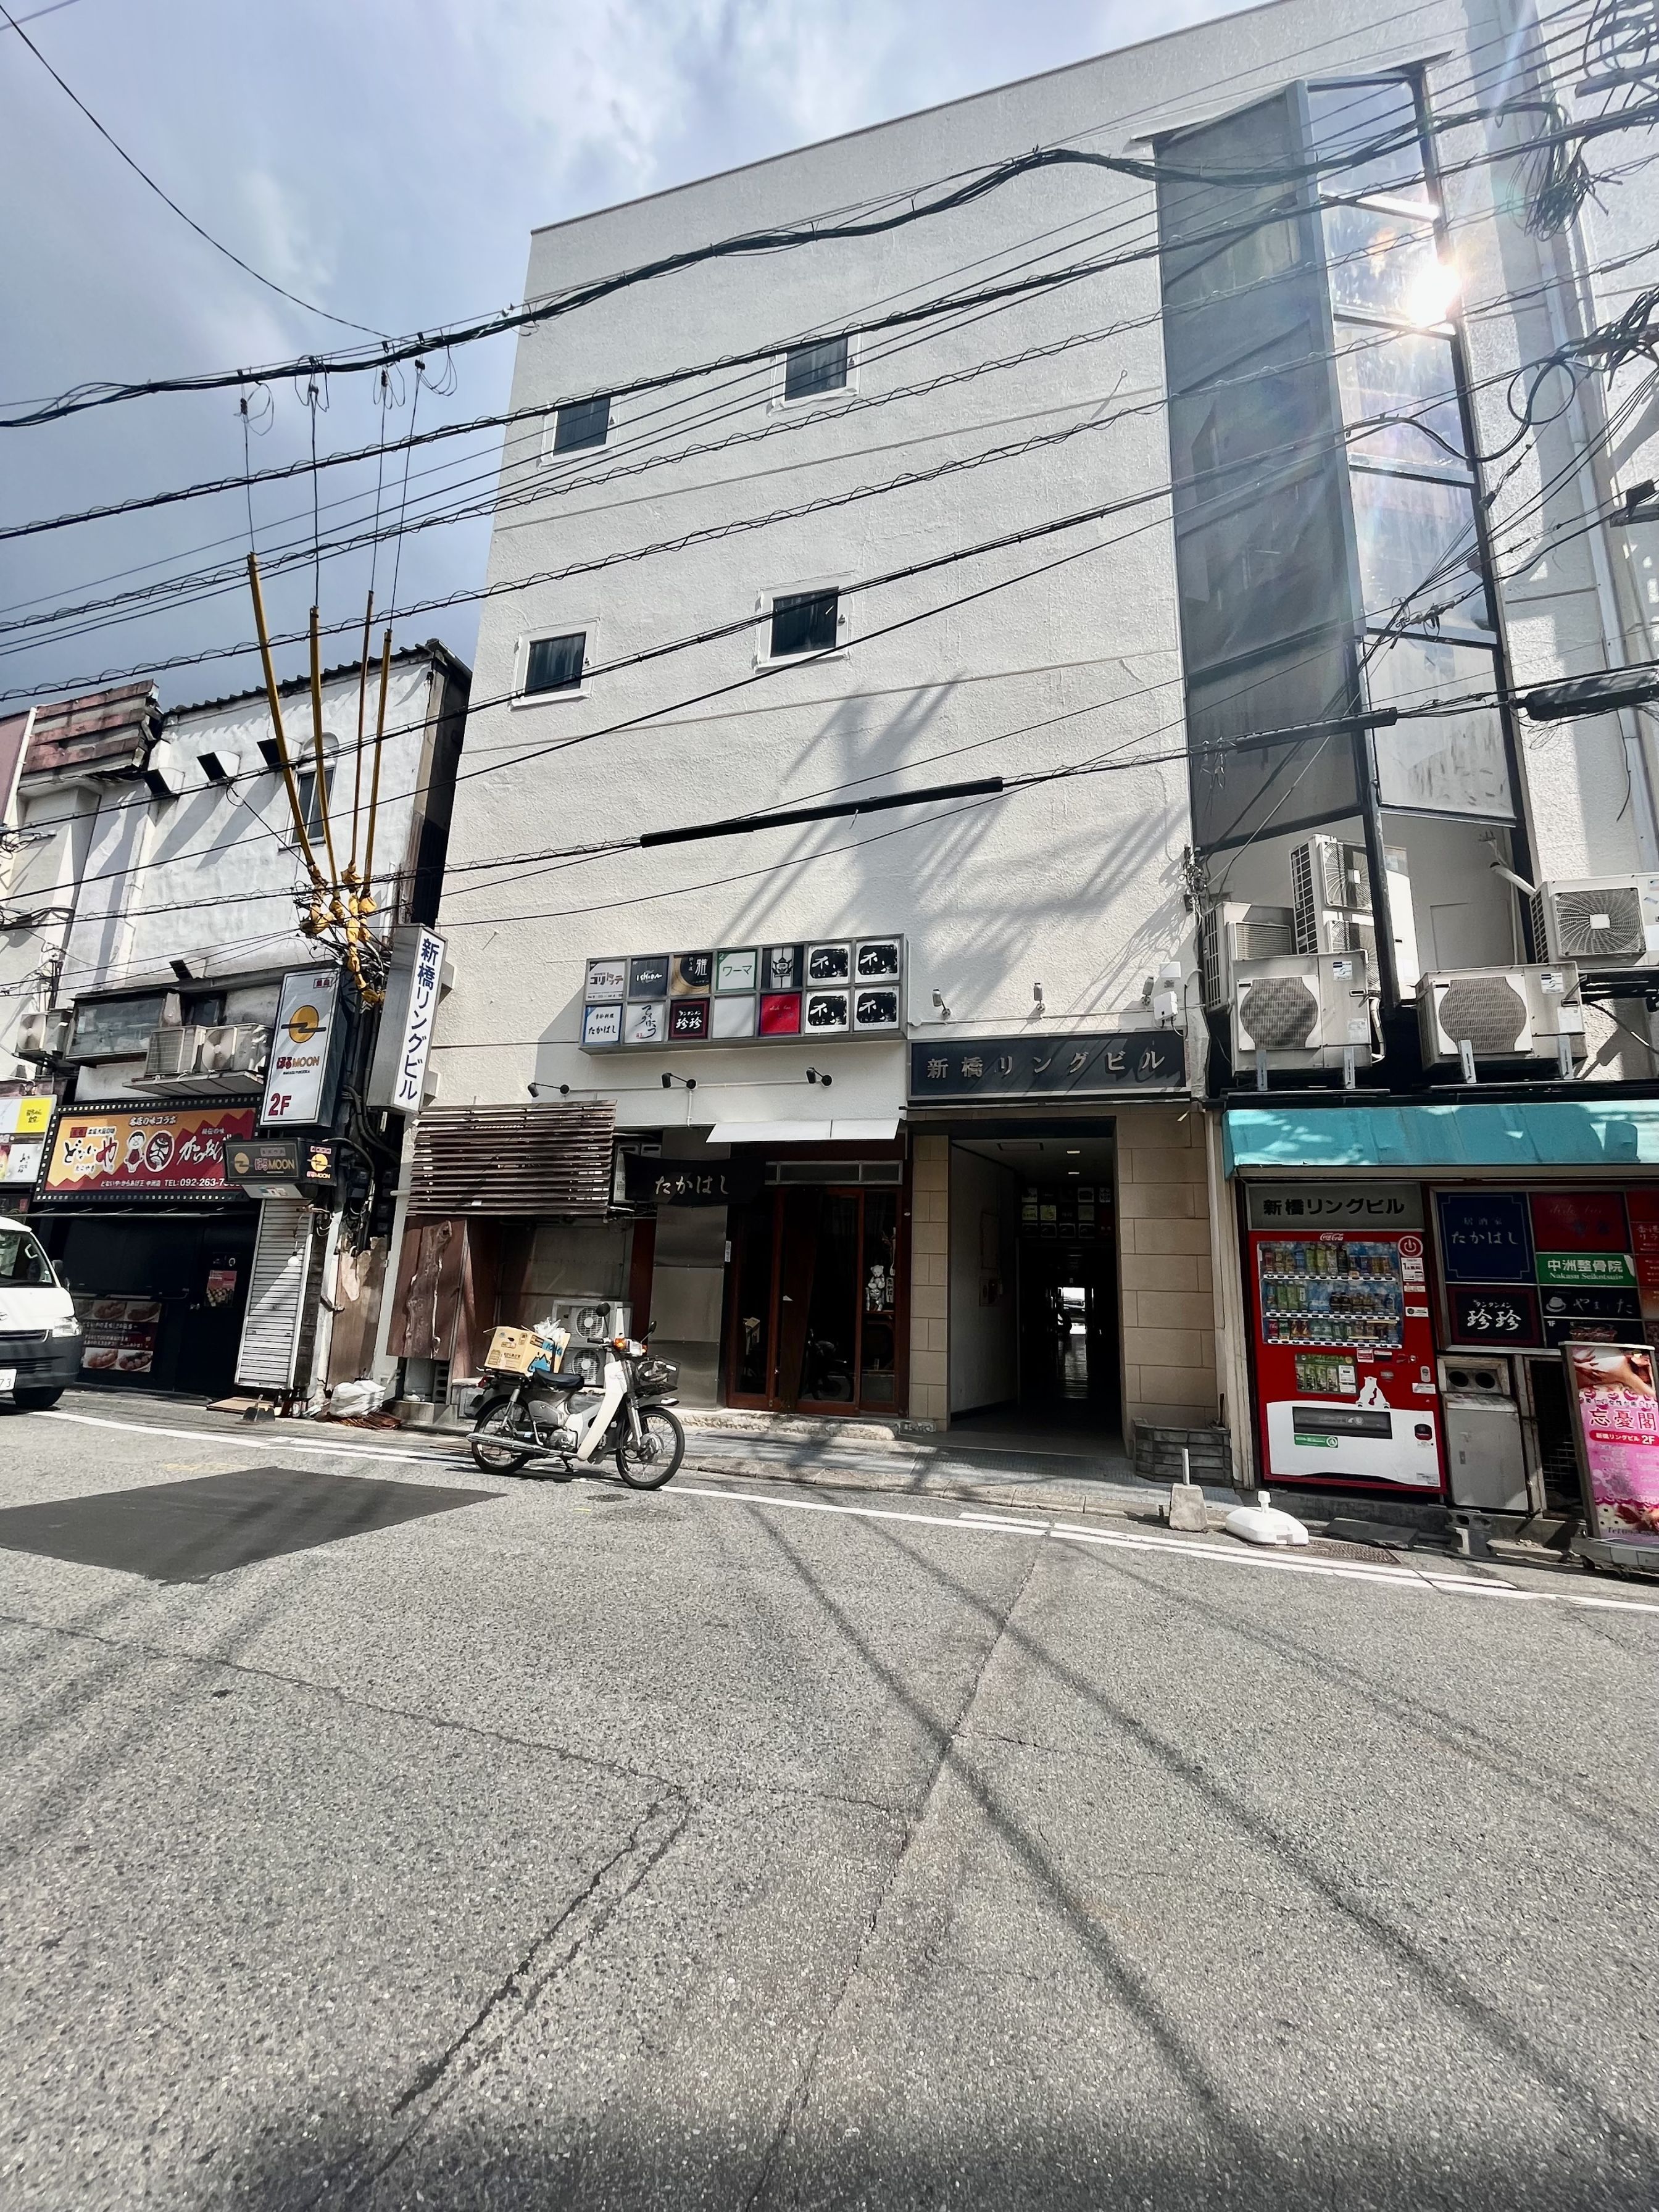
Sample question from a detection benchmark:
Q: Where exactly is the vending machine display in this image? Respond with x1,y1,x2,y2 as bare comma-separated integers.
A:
1245,1185,1444,1492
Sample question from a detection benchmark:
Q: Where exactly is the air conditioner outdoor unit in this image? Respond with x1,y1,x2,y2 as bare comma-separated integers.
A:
199,1023,270,1077
1231,950,1374,1071
535,1297,633,1385
15,1007,70,1062
1529,874,1659,970
1417,965,1584,1065
142,1025,206,1080
1197,902,1295,1008
1291,836,1421,987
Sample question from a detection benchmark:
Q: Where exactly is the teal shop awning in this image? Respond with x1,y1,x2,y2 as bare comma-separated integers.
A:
1224,1101,1659,1176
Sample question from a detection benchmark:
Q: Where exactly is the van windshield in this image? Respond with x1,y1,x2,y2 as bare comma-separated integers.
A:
0,1223,56,1287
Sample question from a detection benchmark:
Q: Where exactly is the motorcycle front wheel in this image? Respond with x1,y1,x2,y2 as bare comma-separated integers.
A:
615,1404,685,1490
470,1399,538,1474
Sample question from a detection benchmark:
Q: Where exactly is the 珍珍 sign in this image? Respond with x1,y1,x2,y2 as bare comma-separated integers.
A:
908,1031,1184,1101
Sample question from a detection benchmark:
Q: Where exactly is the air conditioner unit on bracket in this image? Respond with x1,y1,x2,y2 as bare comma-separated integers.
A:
1529,874,1659,970
199,1023,270,1078
1231,950,1374,1071
15,1007,70,1062
141,1025,206,1081
1291,835,1420,988
1417,965,1584,1065
1197,902,1295,1008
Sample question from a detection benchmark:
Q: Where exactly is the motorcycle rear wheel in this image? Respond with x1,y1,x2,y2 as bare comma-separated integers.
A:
615,1404,685,1490
470,1400,537,1474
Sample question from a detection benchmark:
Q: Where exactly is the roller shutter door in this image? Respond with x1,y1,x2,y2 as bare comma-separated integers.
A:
235,1197,314,1390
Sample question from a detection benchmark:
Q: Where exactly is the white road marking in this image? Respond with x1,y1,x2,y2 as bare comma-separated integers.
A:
35,1407,478,1474
20,1413,1659,1617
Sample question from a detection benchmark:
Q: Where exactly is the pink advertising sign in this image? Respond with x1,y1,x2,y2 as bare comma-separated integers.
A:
1562,1342,1659,1540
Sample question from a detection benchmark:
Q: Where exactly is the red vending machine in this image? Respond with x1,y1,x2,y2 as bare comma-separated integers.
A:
1244,1183,1444,1493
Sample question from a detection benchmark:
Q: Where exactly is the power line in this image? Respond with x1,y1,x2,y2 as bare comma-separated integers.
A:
0,1,387,339
6,72,1645,431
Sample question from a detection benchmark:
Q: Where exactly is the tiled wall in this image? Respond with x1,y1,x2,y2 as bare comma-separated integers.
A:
908,1134,950,1425
1115,1106,1219,1432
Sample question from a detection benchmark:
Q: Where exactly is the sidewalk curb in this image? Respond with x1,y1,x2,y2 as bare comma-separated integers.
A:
678,1451,1196,1525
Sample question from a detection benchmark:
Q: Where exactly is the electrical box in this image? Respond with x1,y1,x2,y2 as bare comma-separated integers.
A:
1439,1357,1528,1512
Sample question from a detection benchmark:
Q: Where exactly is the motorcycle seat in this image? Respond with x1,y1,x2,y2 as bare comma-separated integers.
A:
541,1371,587,1391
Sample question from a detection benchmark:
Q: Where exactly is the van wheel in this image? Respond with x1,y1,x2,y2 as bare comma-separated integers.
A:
12,1387,64,1411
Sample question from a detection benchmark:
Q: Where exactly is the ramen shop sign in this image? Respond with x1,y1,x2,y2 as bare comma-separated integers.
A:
260,967,343,1128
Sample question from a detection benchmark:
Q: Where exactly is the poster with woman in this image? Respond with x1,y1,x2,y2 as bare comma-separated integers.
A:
1562,1343,1659,1538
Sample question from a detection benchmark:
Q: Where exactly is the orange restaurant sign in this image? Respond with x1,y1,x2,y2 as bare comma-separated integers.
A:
40,1104,257,1198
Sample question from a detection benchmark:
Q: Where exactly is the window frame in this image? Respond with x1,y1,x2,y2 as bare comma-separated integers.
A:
755,581,850,668
773,333,857,410
543,395,612,459
514,623,597,706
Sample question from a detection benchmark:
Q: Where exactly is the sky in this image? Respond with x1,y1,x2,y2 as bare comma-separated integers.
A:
0,0,1250,713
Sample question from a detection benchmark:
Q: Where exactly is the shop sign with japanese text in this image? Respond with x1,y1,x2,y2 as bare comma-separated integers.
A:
908,1031,1184,1102
621,1155,764,1208
1245,1183,1424,1231
261,968,343,1129
40,1104,256,1199
367,927,446,1115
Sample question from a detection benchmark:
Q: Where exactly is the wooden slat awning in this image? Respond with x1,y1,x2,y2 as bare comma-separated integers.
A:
407,1102,616,1218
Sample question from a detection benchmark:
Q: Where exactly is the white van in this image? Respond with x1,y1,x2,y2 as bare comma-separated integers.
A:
0,1215,83,1410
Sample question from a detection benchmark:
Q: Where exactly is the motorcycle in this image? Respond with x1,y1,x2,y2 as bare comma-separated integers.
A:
468,1330,685,1489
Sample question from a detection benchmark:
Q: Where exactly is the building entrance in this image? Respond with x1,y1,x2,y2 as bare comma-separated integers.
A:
948,1133,1120,1437
725,1178,903,1415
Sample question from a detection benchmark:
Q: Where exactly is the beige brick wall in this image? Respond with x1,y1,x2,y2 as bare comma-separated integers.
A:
907,1134,950,1426
1116,1105,1219,1436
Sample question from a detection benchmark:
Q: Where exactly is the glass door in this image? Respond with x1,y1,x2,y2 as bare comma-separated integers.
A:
724,1184,904,1414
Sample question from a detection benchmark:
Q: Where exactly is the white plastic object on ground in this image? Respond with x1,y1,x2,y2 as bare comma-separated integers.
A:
1224,1489,1310,1547
329,1376,385,1417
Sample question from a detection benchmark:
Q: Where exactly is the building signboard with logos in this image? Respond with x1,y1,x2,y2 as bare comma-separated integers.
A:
581,938,905,1050
0,1094,54,1188
260,968,344,1129
1434,1187,1658,1350
36,1104,257,1202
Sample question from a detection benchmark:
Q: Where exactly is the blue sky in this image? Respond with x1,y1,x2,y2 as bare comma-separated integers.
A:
0,0,1247,709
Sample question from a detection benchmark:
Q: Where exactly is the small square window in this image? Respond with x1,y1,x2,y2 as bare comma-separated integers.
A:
552,397,610,452
783,336,849,402
525,632,587,695
769,590,839,659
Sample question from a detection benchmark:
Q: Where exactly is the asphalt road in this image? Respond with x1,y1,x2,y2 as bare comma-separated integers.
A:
3,1398,1657,2212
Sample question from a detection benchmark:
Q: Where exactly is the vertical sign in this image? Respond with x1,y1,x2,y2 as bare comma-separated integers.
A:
365,927,446,1116
1562,1341,1659,1541
260,968,341,1129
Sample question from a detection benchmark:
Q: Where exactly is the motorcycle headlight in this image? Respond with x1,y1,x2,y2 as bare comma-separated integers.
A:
49,1318,81,1339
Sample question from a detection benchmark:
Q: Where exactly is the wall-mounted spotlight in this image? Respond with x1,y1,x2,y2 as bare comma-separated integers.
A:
527,1081,573,1097
931,988,951,1020
662,1071,697,1090
805,1066,833,1087
1031,981,1046,1016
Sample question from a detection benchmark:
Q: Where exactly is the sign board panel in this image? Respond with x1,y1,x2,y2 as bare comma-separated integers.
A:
40,1104,256,1200
261,968,343,1129
909,1031,1184,1101
1245,1183,1423,1231
1563,1341,1659,1540
584,938,904,1049
621,1155,764,1208
366,926,446,1115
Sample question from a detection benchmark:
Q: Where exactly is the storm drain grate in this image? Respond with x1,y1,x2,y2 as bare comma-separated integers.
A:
0,1466,496,1582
